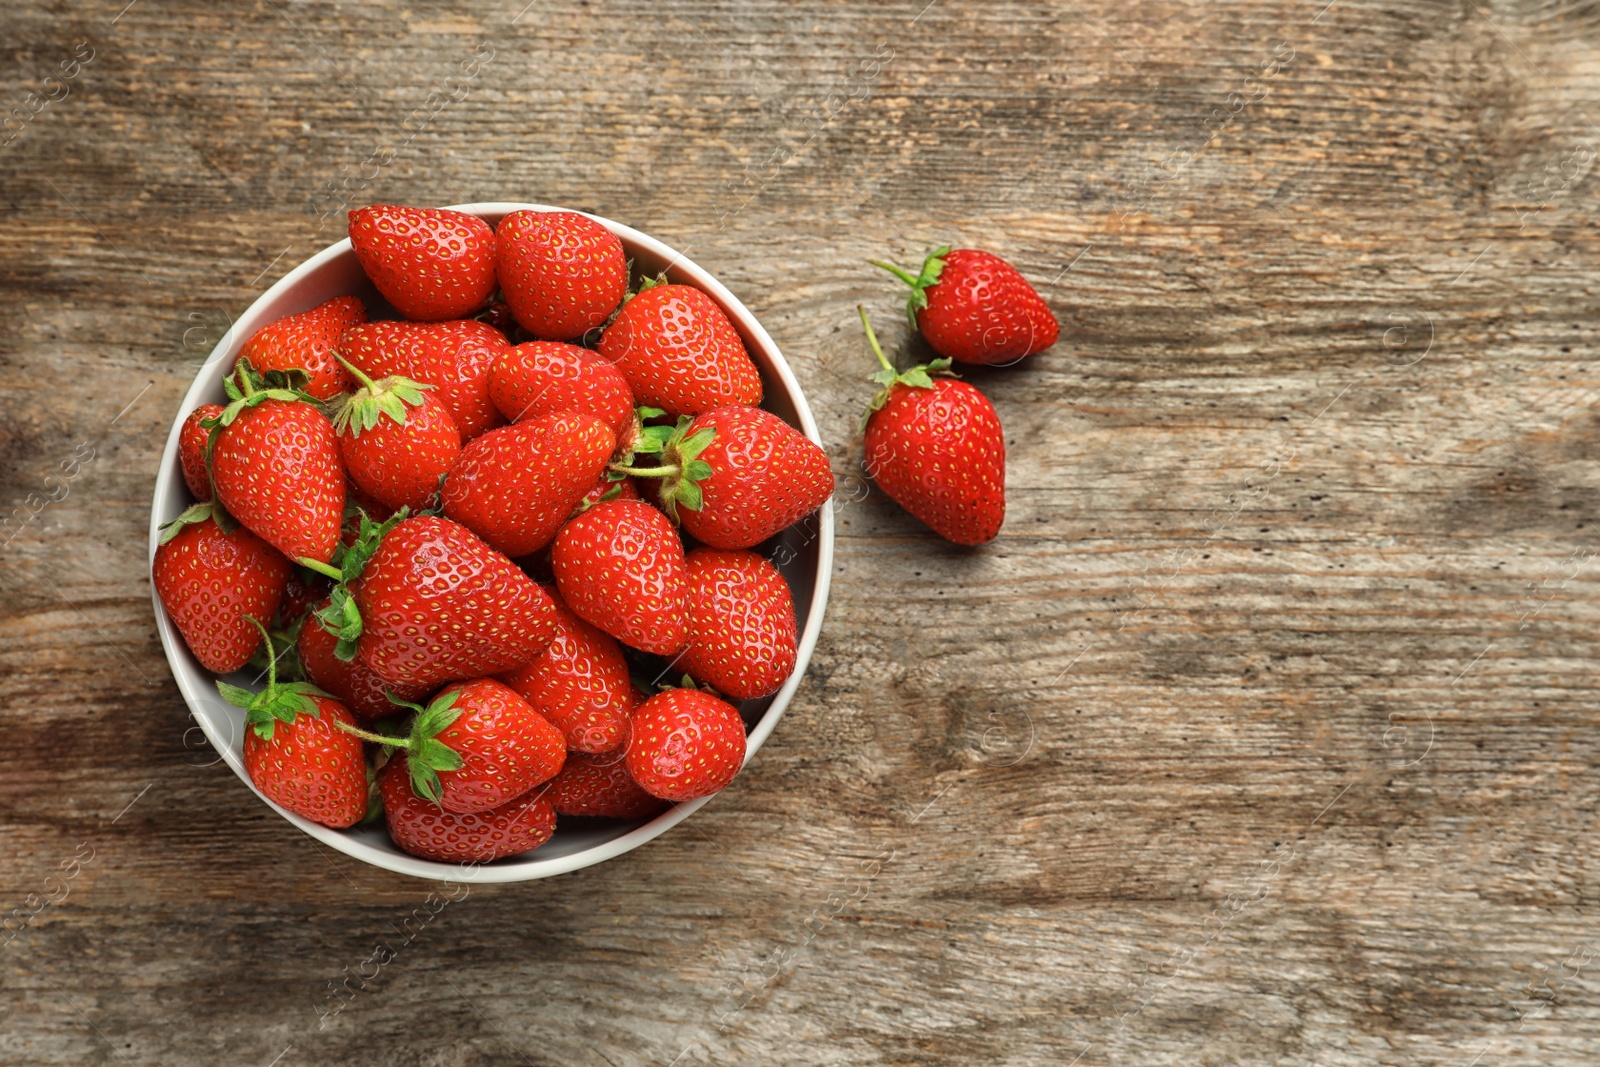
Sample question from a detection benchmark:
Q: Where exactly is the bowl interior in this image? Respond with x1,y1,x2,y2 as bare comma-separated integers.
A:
148,203,833,882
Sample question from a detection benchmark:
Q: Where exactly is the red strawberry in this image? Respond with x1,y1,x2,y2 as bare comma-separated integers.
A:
380,755,557,863
238,295,367,399
550,499,689,655
331,359,461,512
298,607,430,722
277,569,331,628
597,283,763,416
367,679,566,814
217,627,367,828
496,210,628,340
625,406,832,549
858,309,1005,544
488,341,634,441
681,548,797,699
500,588,634,754
872,246,1059,365
178,403,223,500
340,319,508,440
348,205,497,322
209,364,346,565
441,412,615,558
343,515,558,691
153,503,290,673
545,753,668,819
625,688,747,801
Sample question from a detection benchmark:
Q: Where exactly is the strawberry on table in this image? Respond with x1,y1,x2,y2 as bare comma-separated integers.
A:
550,499,690,656
681,548,797,700
348,205,497,322
178,403,223,501
238,294,367,400
858,308,1006,545
871,246,1059,365
153,503,290,674
298,605,430,722
330,356,460,513
546,753,668,820
488,340,635,441
625,687,747,801
441,411,615,559
340,319,508,441
501,587,635,754
495,209,628,341
380,754,557,863
597,282,763,417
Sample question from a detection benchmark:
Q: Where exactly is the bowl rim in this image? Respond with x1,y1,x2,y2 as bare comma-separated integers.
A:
147,201,834,883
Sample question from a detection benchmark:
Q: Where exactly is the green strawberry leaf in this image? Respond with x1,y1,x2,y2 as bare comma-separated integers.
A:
158,502,216,544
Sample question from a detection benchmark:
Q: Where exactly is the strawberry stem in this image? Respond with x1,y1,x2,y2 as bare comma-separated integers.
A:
610,463,678,478
297,557,344,581
867,259,920,287
335,721,409,746
858,305,896,375
335,353,379,394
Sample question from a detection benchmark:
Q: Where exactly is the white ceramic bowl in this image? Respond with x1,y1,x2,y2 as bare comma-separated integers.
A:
148,203,833,882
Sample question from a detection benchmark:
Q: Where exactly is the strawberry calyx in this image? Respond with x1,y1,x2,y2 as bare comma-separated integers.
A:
216,616,332,741
609,411,717,520
857,306,956,426
325,355,433,438
302,507,410,661
868,245,951,330
334,689,464,805
157,501,219,545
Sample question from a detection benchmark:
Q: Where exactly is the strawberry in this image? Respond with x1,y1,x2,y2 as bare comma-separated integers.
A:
153,503,290,673
500,587,634,754
858,308,1005,545
681,548,797,700
178,403,223,500
277,568,330,628
488,340,634,441
871,246,1059,365
441,412,615,558
340,319,508,440
238,295,367,399
625,688,747,801
545,752,668,819
218,621,367,828
573,474,640,516
348,205,497,322
380,754,556,863
208,359,347,564
621,406,832,549
298,605,431,722
495,209,628,340
351,679,565,814
597,283,763,416
330,358,461,512
310,514,557,692
550,499,689,655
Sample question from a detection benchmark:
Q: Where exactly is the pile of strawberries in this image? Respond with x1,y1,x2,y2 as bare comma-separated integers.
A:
154,205,833,865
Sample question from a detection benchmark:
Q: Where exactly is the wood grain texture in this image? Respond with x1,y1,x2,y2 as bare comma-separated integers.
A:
4,0,1600,1063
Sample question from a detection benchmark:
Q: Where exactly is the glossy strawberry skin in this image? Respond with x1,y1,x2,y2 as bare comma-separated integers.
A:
340,319,508,441
918,249,1059,365
153,515,290,674
546,753,668,819
338,392,461,512
348,205,497,322
381,754,557,863
488,341,634,441
496,210,628,341
677,406,833,549
178,404,223,501
243,695,367,828
551,499,690,655
430,678,567,814
298,609,431,722
681,548,797,700
354,516,558,691
500,588,635,754
442,412,616,558
239,295,368,400
597,285,763,417
212,399,347,564
864,379,1005,545
625,689,747,801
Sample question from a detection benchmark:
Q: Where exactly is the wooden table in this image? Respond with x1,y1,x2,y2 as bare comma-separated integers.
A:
4,1,1598,1063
